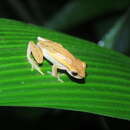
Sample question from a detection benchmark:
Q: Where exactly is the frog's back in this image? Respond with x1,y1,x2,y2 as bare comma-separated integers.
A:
37,37,86,78
39,40,76,62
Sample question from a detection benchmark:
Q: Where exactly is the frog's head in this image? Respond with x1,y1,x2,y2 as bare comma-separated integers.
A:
67,59,86,79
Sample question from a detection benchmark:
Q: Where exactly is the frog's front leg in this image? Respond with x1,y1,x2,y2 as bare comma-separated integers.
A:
27,41,44,75
51,64,64,82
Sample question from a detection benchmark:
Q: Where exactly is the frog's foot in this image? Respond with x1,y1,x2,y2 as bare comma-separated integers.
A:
31,64,44,75
47,70,64,83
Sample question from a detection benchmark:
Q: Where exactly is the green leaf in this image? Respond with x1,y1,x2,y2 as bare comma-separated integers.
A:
0,18,130,120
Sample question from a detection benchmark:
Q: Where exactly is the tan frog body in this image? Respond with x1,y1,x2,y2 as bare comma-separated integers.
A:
27,37,86,82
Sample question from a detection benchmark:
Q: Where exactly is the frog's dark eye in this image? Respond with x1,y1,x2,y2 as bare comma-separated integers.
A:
71,72,78,76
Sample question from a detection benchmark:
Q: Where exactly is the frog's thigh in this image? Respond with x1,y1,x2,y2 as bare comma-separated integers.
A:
28,41,44,64
27,41,44,75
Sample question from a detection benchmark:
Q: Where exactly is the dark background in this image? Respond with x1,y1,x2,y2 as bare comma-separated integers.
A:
0,0,130,129
2,0,128,42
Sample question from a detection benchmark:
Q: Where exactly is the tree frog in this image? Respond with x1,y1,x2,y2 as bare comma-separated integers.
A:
27,37,86,82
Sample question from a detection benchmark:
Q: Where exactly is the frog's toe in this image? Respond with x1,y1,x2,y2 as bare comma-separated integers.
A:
57,77,64,83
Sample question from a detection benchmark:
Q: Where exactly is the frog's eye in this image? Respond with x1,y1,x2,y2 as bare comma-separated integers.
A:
71,71,78,76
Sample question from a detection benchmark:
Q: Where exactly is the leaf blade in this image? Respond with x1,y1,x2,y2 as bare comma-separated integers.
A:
0,19,130,120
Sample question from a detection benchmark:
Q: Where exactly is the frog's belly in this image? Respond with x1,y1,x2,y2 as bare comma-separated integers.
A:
42,49,66,70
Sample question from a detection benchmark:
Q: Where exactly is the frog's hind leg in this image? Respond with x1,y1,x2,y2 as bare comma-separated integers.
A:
27,41,44,75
